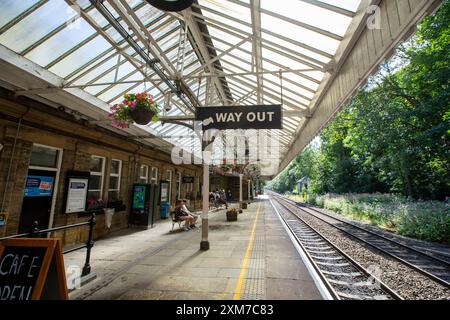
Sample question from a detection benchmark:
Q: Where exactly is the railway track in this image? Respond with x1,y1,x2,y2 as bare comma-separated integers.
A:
270,192,450,289
270,197,403,300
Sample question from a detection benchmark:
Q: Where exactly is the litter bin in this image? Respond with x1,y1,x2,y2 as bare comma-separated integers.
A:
160,201,170,219
104,208,115,229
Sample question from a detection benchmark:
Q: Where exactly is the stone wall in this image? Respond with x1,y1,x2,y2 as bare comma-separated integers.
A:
0,96,203,247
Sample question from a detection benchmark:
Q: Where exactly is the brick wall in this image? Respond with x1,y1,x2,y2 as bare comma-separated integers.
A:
0,100,203,247
0,136,32,237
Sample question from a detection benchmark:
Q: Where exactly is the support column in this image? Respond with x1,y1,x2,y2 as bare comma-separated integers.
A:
200,149,209,251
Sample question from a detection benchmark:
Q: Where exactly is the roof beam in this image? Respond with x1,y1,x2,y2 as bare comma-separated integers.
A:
198,29,323,86
88,0,198,113
259,8,343,41
69,0,190,115
177,10,230,106
185,34,253,77
250,0,263,104
0,0,48,35
299,0,356,17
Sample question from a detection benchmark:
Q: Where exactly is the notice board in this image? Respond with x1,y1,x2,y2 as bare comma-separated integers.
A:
64,171,90,214
0,238,68,300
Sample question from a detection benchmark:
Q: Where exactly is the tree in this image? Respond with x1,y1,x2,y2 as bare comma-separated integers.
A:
268,1,450,200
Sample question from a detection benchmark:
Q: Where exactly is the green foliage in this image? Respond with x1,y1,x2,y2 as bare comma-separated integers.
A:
268,1,450,201
267,2,450,242
313,194,450,243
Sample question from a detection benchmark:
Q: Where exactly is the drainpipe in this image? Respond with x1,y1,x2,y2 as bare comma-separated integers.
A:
239,173,243,209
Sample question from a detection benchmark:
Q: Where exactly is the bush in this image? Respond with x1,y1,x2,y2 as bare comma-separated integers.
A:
314,193,450,243
395,202,450,243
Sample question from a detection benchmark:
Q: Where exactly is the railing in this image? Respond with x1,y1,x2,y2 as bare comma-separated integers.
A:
0,212,96,277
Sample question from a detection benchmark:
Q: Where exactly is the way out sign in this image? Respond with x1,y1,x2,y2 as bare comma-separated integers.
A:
196,105,283,130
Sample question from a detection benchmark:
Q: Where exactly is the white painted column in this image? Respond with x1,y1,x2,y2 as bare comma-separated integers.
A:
200,153,209,250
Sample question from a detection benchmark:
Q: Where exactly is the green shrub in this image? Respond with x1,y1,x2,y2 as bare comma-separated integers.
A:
314,193,450,243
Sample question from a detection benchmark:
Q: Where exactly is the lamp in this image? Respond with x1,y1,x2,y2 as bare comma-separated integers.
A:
164,92,173,112
145,0,194,12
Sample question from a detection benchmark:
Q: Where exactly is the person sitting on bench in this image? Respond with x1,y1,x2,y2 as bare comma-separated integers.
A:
181,199,199,227
175,199,197,230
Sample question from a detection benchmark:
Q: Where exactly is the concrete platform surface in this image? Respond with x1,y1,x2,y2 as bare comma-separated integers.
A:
66,196,322,300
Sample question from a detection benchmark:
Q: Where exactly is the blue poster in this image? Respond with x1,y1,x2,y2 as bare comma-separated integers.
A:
24,175,54,197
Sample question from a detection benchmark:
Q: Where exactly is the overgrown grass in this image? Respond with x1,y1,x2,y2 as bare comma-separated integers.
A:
288,193,450,243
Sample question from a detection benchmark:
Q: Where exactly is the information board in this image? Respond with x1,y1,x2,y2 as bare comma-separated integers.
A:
65,178,89,213
182,177,194,184
0,238,68,300
160,181,170,203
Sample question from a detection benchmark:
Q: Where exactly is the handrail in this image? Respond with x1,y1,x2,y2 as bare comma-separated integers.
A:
0,212,96,276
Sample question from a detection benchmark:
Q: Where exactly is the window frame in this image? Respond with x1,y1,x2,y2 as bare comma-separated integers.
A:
28,143,63,230
108,159,122,201
151,167,158,184
29,143,61,169
88,155,106,201
139,164,149,184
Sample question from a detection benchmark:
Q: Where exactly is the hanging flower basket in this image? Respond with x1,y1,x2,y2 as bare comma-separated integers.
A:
109,92,160,128
130,107,155,125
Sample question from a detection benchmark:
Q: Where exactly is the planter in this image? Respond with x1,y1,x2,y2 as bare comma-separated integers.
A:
226,211,238,222
130,108,155,125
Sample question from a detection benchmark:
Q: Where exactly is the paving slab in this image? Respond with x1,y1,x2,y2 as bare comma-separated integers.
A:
66,196,322,300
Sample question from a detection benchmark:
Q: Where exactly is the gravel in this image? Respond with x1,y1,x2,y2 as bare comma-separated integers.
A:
277,198,450,300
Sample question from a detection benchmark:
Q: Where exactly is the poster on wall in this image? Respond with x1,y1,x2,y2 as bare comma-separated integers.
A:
24,176,54,197
65,178,89,213
160,181,170,203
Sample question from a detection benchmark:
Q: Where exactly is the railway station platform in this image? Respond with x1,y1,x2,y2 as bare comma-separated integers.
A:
66,196,322,300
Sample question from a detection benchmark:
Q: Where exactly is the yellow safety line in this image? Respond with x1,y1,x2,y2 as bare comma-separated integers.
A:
233,203,261,300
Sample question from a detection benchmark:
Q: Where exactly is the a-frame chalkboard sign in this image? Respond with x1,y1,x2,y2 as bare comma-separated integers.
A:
0,238,68,300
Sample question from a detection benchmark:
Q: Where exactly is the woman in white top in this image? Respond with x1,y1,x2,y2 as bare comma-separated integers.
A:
181,199,198,228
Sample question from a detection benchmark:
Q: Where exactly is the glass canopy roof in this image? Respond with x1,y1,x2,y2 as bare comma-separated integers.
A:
0,0,362,165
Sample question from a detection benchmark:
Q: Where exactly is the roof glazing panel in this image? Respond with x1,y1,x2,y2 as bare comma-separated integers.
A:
0,0,362,158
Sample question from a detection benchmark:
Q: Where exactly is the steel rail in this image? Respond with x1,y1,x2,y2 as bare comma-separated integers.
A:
271,192,450,289
271,196,403,300
297,200,450,265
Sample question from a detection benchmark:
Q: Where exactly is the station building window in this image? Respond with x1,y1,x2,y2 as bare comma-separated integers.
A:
151,167,158,184
88,156,105,202
30,144,60,168
108,159,122,201
139,165,148,184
